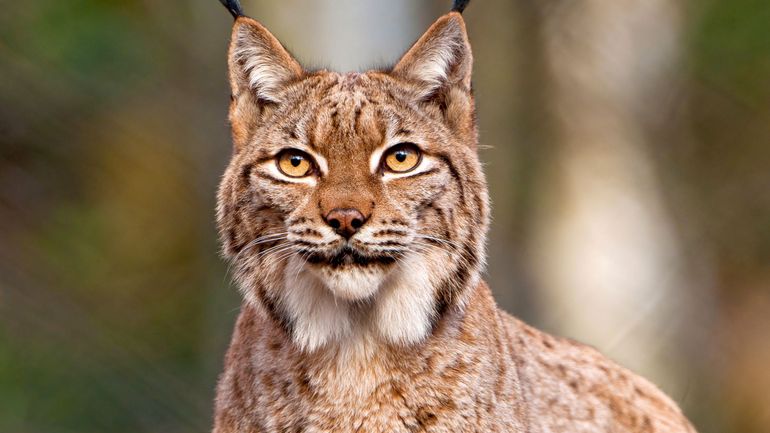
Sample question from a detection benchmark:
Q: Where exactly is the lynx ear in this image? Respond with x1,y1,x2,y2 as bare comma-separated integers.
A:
228,17,303,103
392,12,472,96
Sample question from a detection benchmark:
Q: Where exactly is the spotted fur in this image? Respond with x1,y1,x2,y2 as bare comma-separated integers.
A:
212,10,696,433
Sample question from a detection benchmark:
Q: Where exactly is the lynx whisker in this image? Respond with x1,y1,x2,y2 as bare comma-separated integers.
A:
414,234,461,250
224,232,289,284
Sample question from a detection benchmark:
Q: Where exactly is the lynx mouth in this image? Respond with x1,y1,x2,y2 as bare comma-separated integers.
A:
303,245,398,268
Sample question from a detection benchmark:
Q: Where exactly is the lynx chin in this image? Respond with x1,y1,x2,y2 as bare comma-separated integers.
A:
211,0,697,432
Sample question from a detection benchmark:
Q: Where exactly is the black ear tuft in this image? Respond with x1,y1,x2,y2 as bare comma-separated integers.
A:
219,0,244,19
451,0,471,13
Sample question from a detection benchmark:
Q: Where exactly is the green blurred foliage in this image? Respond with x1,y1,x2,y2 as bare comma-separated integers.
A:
686,0,770,278
693,0,770,104
1,1,232,431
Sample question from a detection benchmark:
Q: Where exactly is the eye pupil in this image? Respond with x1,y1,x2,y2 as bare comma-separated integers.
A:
383,143,421,174
277,150,314,178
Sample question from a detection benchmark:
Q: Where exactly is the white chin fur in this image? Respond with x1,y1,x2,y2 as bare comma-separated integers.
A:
277,250,452,354
309,265,388,301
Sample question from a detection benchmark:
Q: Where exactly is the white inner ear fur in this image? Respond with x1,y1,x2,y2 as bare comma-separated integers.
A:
393,15,471,97
232,26,297,103
408,35,464,92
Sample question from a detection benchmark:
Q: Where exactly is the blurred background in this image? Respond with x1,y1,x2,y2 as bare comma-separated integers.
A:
0,0,768,431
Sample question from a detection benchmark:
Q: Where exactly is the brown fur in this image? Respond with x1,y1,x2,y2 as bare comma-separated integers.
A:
212,11,696,433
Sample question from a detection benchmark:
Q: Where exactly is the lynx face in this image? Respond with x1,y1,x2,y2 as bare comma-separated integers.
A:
217,13,489,351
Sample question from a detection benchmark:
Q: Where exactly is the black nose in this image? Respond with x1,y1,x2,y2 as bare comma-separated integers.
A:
324,208,366,239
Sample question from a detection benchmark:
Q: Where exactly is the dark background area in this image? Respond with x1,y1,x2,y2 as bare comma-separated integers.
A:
1,0,768,432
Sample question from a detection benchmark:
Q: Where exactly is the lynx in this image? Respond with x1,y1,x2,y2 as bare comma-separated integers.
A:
212,0,697,431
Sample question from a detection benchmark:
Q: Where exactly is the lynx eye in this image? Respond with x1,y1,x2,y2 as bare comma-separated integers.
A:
383,143,421,173
276,149,314,178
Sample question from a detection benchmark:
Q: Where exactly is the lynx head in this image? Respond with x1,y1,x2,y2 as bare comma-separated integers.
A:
216,3,488,352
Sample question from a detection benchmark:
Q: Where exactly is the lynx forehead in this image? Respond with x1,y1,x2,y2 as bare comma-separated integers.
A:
213,1,697,432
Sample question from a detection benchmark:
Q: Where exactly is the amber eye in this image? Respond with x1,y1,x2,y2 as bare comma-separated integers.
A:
276,150,314,178
383,143,421,173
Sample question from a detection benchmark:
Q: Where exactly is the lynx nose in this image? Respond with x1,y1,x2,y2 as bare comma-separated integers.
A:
324,208,367,239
